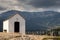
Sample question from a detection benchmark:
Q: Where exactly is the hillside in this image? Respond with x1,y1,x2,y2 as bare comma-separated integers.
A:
0,10,60,32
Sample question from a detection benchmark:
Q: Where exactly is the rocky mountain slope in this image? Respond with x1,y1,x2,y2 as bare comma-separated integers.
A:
0,10,60,32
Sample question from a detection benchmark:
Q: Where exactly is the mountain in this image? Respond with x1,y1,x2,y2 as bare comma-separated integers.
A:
0,10,60,32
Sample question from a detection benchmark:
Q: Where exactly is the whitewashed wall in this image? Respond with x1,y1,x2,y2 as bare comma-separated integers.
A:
3,20,9,32
3,14,25,34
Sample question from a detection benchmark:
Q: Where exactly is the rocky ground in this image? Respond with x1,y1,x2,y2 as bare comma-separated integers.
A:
0,32,60,40
0,32,31,40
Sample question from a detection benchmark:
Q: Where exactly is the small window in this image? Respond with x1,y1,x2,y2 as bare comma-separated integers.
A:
4,30,7,32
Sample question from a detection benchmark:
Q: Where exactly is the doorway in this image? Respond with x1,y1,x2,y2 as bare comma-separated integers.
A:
14,22,19,32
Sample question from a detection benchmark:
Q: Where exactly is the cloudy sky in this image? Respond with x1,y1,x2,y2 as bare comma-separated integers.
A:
0,0,60,12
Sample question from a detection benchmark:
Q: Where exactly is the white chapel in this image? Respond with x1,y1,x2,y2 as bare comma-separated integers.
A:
3,13,25,34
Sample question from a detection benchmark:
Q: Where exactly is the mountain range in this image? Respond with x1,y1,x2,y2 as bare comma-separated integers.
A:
0,10,60,32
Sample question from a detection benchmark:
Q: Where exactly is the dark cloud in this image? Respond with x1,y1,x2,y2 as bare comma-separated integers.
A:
0,6,7,11
17,0,27,2
0,0,60,12
27,0,60,8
